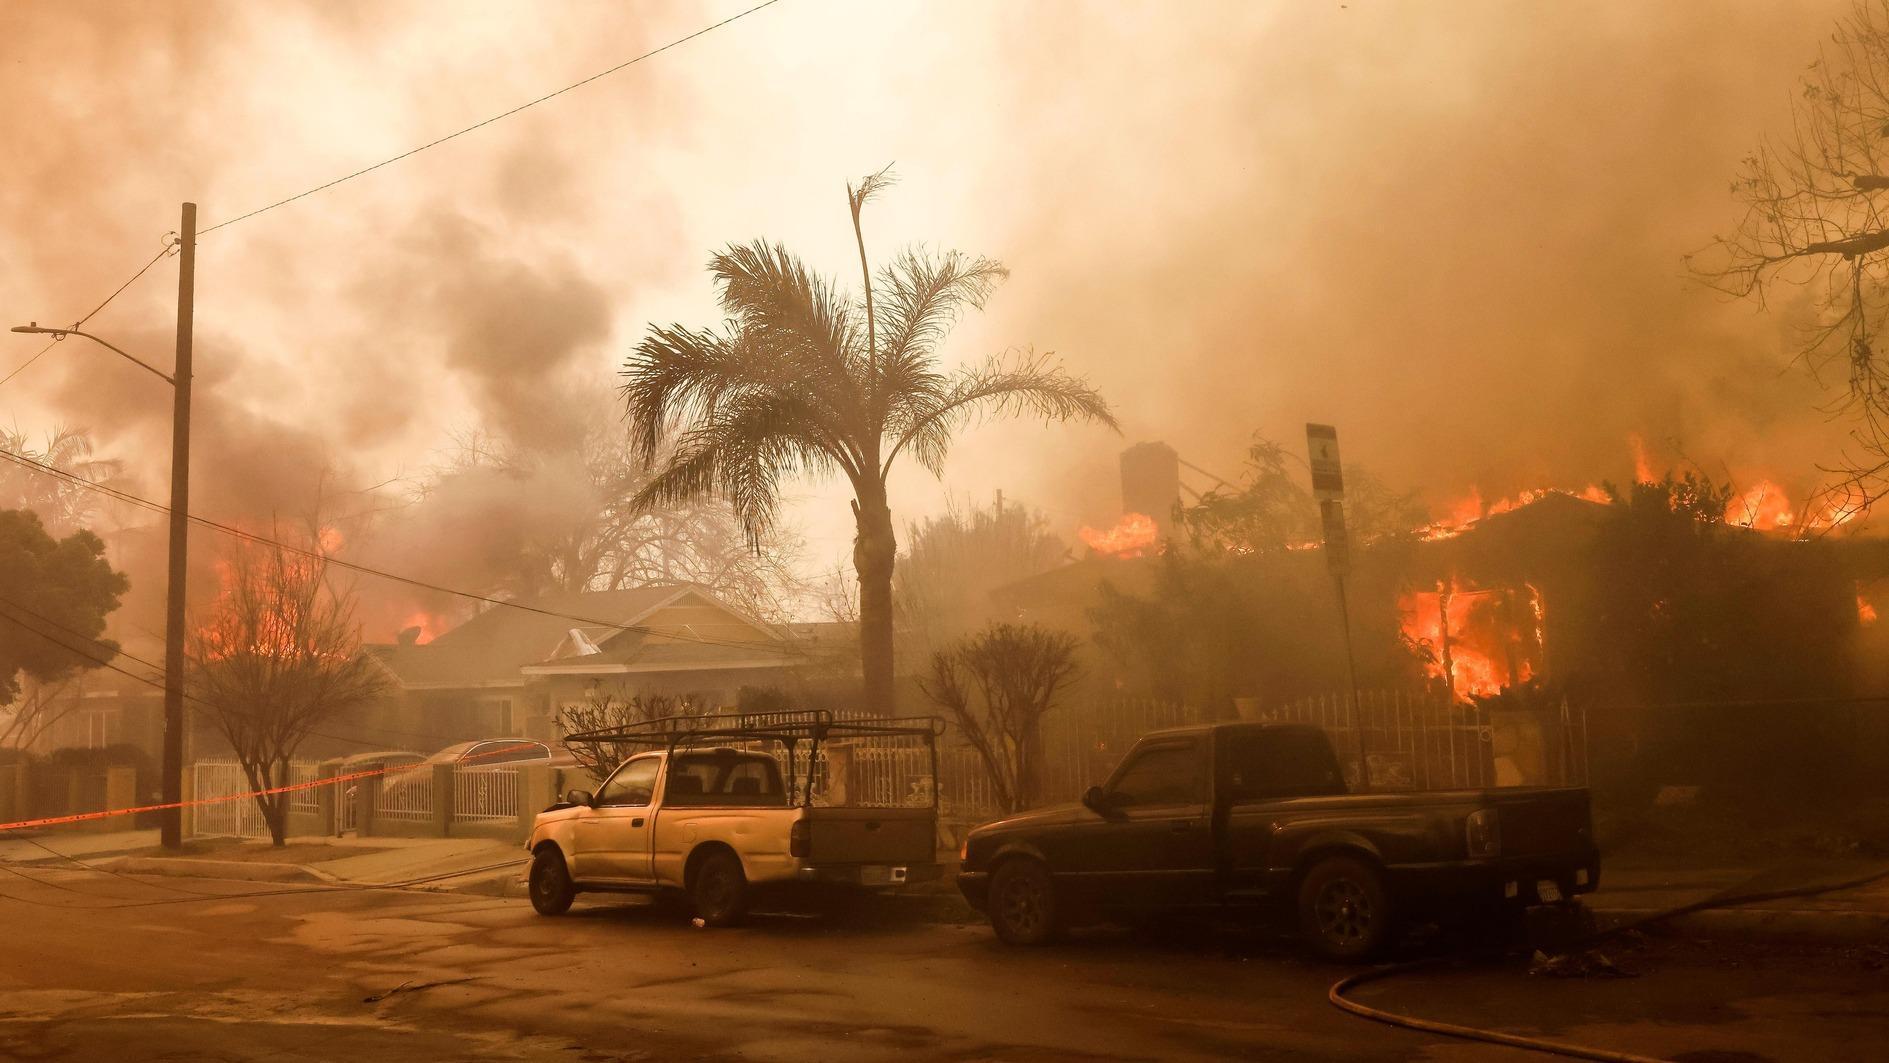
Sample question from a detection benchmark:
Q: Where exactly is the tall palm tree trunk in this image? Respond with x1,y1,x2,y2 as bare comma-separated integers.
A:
853,484,898,712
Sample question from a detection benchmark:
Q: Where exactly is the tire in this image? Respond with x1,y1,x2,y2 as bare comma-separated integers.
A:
988,859,1061,946
690,850,749,927
528,847,575,916
1297,855,1393,962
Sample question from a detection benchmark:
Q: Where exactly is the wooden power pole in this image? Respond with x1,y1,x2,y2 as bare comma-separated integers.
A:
159,203,195,849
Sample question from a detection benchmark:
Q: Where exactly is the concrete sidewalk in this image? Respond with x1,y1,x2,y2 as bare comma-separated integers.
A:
1586,857,1889,943
0,828,159,865
3,831,526,892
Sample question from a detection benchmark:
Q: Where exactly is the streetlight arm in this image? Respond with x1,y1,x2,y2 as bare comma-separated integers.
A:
11,323,175,385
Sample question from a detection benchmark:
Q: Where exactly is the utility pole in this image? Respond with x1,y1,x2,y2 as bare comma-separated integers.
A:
159,203,195,849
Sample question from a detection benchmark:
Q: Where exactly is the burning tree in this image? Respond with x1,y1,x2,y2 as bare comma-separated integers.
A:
1693,0,1889,515
621,167,1114,713
188,535,388,846
918,623,1081,815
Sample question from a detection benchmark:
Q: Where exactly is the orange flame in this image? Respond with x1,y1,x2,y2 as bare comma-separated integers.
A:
1418,486,1610,541
398,611,445,644
1397,579,1543,700
1080,512,1159,558
1860,594,1878,626
1725,480,1794,530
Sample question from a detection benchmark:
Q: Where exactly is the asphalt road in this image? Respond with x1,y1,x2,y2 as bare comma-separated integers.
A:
2,868,1885,1062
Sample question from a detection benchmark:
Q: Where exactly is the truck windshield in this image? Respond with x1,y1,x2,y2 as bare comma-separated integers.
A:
664,752,788,807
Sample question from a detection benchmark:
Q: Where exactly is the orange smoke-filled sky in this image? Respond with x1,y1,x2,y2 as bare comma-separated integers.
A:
0,0,1859,625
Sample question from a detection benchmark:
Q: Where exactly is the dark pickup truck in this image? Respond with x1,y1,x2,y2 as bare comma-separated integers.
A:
957,721,1599,959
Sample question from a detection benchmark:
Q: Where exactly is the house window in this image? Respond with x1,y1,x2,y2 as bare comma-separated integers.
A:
84,708,118,749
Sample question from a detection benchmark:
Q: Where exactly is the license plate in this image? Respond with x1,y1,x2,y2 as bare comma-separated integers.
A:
1536,879,1563,903
860,866,893,886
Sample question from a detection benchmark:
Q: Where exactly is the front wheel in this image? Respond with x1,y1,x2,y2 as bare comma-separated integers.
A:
1297,855,1393,962
690,850,749,927
528,847,575,916
988,859,1061,946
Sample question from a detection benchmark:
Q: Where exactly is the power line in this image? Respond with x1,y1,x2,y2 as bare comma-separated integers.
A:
199,0,786,236
0,241,178,391
0,445,804,658
0,340,57,390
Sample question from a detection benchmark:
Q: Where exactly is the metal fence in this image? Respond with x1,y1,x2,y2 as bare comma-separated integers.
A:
1261,690,1589,791
376,768,434,821
190,758,321,840
452,766,520,822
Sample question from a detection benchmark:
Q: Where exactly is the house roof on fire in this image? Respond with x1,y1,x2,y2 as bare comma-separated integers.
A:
369,584,795,689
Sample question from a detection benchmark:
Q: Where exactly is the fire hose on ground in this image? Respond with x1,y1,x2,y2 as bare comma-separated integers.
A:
1328,862,1889,1062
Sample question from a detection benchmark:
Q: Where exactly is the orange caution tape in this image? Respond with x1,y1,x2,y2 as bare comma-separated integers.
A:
0,742,546,832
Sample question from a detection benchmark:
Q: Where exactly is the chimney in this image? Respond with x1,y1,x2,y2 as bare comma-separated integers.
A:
1120,441,1181,539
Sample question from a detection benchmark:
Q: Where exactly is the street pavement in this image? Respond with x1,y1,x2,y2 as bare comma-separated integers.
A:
3,863,1887,1062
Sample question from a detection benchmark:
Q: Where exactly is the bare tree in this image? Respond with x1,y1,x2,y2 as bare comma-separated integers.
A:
188,534,388,846
917,623,1082,815
556,685,702,780
1693,0,1889,514
421,404,808,622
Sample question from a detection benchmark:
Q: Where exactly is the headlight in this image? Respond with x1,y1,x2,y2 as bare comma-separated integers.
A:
1466,807,1501,859
958,837,969,863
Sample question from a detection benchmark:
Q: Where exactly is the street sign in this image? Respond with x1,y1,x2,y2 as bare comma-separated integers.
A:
1305,423,1344,501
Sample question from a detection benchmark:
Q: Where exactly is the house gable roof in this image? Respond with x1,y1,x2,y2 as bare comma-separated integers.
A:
370,584,792,688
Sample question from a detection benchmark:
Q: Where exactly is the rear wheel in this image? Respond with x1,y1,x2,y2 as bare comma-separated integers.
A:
528,847,575,916
690,850,749,927
1297,855,1392,961
988,859,1060,946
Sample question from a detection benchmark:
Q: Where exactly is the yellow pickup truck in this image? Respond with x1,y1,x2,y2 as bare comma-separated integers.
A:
524,713,941,925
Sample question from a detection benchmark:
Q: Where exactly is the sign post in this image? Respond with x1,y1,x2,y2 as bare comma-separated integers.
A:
1306,423,1370,791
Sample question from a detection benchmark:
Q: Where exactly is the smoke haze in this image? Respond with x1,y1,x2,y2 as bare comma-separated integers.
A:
0,0,1858,639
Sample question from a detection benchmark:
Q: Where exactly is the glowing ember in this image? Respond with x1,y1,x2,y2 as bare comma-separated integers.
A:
1725,480,1794,530
1397,579,1543,700
1080,512,1159,558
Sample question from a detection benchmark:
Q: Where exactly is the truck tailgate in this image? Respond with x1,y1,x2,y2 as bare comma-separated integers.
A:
804,806,934,865
1485,787,1592,857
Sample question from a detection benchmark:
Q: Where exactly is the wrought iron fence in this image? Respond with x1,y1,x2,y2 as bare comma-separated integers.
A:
452,766,520,822
376,767,434,821
189,758,320,839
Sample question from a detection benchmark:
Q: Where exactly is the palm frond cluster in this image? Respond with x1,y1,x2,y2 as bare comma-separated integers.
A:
622,188,1115,547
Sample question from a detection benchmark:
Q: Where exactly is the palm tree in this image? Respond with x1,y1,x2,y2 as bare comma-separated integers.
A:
622,169,1116,710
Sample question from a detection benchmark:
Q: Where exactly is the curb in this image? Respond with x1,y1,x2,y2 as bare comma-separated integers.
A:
106,855,324,883
1593,905,1889,945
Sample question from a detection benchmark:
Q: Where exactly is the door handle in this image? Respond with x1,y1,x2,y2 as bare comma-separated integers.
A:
631,818,645,828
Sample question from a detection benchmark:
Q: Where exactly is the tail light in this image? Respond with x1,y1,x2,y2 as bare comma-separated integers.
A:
1466,807,1501,859
790,819,810,859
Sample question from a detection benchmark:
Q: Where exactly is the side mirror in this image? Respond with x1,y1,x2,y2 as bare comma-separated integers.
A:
565,789,594,808
1081,786,1110,813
